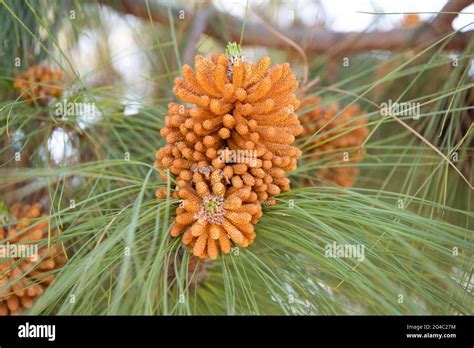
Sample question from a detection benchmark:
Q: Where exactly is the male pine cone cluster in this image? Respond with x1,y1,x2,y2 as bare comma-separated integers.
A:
0,203,65,315
155,50,303,259
299,96,369,187
14,65,63,106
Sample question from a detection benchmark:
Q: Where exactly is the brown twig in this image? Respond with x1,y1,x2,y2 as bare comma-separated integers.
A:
182,6,210,65
97,0,473,53
250,9,309,86
432,0,473,33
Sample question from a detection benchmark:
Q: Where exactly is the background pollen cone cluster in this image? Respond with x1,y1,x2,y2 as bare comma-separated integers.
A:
0,203,66,315
14,65,63,106
155,47,302,259
299,96,369,187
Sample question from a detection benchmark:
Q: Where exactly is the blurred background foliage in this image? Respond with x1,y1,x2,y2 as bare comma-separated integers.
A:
0,0,473,315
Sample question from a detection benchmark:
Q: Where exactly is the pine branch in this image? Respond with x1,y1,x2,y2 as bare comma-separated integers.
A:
96,0,473,53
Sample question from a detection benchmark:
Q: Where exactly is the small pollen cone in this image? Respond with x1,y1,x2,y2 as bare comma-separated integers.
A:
14,65,63,106
0,203,66,315
401,14,421,28
299,96,369,187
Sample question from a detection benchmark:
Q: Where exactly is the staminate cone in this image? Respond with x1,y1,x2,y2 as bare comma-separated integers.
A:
0,203,66,315
156,46,303,201
14,65,63,106
171,170,262,260
299,96,369,187
155,44,303,258
401,14,421,28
